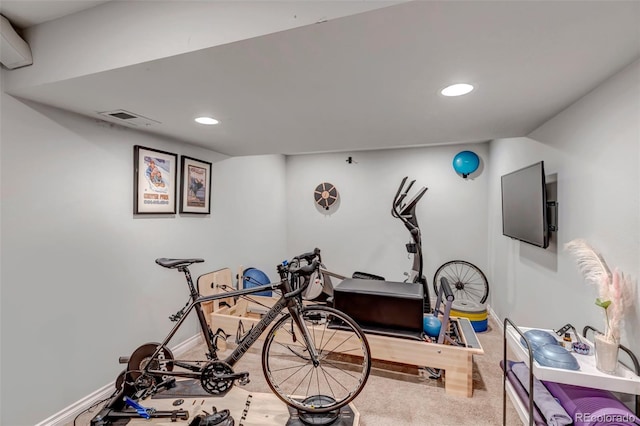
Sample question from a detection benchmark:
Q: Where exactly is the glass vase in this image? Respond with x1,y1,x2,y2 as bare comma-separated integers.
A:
594,332,619,374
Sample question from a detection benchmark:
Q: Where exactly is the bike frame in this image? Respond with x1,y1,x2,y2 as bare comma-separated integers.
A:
142,265,318,378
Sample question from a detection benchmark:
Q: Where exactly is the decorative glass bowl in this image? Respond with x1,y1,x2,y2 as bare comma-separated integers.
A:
572,342,591,355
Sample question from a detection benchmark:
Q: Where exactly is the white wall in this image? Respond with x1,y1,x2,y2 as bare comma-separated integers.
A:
487,60,640,356
0,87,287,425
285,144,490,294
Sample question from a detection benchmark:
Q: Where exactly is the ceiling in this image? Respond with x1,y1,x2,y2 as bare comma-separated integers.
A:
0,0,111,28
2,1,639,156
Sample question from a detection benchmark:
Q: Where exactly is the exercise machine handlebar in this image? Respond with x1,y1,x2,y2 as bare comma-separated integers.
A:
439,277,455,302
391,176,430,312
392,176,409,213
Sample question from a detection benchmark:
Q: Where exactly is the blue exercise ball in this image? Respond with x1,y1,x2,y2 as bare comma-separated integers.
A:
453,151,480,178
423,316,442,338
243,267,272,296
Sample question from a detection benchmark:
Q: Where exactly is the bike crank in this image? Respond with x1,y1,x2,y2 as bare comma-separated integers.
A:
200,361,250,395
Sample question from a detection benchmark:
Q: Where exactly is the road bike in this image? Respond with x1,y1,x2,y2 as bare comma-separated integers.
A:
117,249,371,414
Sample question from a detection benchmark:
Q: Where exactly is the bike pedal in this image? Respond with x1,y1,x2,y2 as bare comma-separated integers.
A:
238,374,250,386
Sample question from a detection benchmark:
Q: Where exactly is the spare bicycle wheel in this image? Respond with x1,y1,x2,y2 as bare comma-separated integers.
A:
433,260,488,304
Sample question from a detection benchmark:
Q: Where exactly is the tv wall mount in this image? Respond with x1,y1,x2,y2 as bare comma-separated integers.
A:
547,200,558,232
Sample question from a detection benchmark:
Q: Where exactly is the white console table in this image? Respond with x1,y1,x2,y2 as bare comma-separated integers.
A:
502,318,640,425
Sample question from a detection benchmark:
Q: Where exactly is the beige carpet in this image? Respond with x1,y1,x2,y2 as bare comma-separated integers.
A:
70,315,521,425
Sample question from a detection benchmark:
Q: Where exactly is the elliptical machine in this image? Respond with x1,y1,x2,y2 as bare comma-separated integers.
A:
391,177,431,313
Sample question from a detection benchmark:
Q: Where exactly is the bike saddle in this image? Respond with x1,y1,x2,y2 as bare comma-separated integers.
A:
189,409,234,426
155,258,204,269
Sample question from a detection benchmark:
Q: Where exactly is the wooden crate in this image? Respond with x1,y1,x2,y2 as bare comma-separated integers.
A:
211,298,484,397
197,267,239,329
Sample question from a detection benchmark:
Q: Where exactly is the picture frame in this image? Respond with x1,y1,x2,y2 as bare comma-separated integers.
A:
133,145,178,214
180,155,212,214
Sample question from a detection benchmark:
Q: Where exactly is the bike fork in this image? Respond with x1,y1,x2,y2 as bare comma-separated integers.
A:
289,305,320,367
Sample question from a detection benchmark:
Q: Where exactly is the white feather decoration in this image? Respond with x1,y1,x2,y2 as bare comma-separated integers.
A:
565,239,636,341
564,239,612,290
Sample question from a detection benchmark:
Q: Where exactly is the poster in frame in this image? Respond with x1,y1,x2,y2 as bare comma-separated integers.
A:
133,145,178,214
180,156,212,214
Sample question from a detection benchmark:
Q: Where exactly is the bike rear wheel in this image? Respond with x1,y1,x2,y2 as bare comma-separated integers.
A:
262,305,371,413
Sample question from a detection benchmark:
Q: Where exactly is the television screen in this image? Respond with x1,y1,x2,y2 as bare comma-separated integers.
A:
501,161,549,248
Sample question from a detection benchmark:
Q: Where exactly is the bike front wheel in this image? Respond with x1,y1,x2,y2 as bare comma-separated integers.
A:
262,305,371,413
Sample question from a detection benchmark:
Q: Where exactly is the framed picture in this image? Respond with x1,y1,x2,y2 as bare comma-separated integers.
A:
133,145,178,214
180,156,212,214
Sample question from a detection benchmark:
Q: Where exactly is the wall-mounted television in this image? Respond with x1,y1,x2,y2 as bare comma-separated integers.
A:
501,161,549,248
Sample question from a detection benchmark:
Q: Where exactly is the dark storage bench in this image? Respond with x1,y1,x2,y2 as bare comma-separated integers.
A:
333,278,424,340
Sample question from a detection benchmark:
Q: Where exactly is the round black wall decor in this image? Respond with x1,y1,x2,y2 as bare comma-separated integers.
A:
314,182,339,210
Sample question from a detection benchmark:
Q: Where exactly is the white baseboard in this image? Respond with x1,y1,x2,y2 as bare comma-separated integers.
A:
170,333,203,356
487,304,504,332
35,382,116,426
35,334,203,426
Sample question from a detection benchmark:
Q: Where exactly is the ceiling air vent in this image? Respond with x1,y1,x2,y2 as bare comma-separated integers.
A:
97,109,161,128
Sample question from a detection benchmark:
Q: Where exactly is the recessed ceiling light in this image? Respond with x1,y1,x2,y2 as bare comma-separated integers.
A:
441,83,474,97
195,116,219,125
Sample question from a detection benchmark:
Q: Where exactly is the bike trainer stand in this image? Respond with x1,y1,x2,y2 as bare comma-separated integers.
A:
91,384,359,426
286,395,358,426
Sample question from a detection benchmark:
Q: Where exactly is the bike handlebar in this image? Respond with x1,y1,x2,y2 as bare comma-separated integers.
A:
288,259,319,277
292,247,322,264
284,259,320,299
